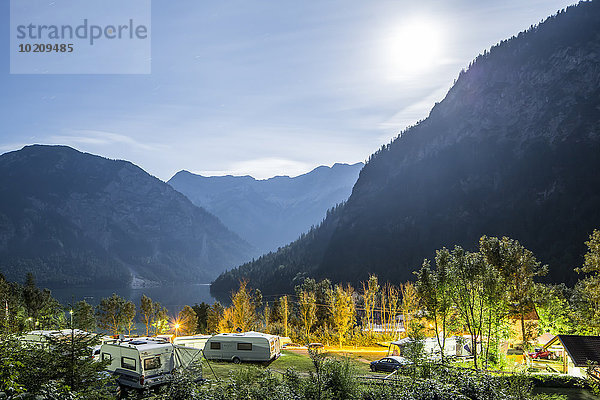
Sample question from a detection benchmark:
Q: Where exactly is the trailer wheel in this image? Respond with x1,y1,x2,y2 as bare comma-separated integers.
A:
232,357,241,364
116,385,127,399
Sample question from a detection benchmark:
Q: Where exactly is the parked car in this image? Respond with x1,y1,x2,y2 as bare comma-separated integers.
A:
528,348,554,359
369,356,411,373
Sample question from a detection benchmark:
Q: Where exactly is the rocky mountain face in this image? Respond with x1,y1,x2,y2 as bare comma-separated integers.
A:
0,145,254,287
168,163,363,254
212,1,600,296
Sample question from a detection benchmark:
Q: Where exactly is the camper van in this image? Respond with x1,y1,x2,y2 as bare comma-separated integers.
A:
173,334,211,350
100,338,202,390
203,331,281,363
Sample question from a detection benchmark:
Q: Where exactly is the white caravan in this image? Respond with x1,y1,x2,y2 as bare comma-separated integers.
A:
203,331,281,363
388,336,475,360
20,329,98,348
173,334,212,350
100,338,202,390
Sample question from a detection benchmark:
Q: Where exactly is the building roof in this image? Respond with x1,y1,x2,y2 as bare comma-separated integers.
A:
536,332,555,346
546,335,600,367
508,307,540,321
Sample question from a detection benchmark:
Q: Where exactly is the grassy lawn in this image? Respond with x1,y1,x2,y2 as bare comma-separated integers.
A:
201,350,317,380
200,348,385,380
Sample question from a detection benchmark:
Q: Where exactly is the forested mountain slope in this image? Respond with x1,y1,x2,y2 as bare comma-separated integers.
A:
0,145,254,287
168,163,362,254
212,1,600,295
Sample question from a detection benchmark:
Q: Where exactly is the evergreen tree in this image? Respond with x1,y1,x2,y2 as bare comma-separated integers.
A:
207,302,224,334
22,273,44,325
45,329,112,394
192,302,210,333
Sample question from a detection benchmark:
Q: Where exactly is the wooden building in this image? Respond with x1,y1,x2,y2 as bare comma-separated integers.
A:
544,335,600,378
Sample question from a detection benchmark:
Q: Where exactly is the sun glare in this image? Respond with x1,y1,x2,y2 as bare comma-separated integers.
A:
384,18,444,79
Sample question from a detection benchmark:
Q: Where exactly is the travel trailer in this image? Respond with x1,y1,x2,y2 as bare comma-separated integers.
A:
203,331,281,363
20,329,99,348
173,334,212,350
388,336,475,359
100,338,202,390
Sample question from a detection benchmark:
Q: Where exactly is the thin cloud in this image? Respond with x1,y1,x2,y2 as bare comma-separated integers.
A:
49,130,168,153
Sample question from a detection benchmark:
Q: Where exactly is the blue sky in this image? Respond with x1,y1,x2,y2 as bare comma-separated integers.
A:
0,0,576,180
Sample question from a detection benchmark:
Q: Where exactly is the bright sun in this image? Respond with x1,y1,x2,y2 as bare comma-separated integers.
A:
385,18,443,78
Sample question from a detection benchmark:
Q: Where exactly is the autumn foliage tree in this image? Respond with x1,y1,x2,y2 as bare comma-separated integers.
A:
328,284,355,348
361,275,379,335
299,290,317,341
221,280,259,332
177,305,199,336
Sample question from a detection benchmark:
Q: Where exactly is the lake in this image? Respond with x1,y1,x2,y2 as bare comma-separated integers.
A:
48,283,216,315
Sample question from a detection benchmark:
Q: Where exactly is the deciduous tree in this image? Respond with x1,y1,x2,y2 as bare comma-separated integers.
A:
299,290,317,341
177,305,199,336
328,284,355,348
361,275,379,335
416,252,452,364
447,247,486,369
96,293,135,336
480,236,546,344
140,294,154,336
400,282,419,338
574,230,600,334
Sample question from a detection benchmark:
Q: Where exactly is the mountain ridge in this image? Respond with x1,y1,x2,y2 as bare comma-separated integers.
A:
168,162,363,254
0,145,254,287
211,1,600,295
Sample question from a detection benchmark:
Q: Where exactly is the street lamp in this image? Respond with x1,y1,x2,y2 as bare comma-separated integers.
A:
174,322,180,338
69,309,73,328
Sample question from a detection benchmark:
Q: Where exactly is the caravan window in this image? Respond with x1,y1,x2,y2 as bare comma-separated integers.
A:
210,342,221,350
237,343,252,351
101,353,112,362
144,356,161,371
121,357,137,370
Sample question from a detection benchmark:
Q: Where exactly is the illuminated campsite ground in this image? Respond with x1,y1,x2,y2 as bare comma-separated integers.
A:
201,347,389,380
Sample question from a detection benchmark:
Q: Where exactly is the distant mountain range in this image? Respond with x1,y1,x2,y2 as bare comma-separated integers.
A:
168,163,363,254
0,145,254,287
211,1,600,296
